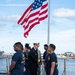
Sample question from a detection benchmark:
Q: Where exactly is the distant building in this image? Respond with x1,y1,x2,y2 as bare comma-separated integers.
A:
64,52,74,56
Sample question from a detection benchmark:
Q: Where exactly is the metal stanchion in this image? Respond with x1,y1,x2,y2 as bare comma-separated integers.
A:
6,56,9,75
64,58,66,75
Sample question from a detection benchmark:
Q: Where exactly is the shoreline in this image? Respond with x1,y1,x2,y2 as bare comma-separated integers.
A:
0,54,75,59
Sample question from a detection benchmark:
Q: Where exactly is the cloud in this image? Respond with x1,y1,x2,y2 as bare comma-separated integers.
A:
53,8,75,20
0,23,6,27
51,29,75,39
0,4,29,7
0,15,20,22
0,23,7,31
50,29,75,53
0,15,21,33
1,28,75,54
0,28,47,53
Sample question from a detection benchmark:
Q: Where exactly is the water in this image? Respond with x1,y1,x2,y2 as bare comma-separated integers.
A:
0,58,7,73
0,58,75,75
58,58,75,75
0,58,11,74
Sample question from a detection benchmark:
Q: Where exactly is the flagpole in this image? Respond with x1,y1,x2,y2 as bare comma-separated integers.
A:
47,0,50,45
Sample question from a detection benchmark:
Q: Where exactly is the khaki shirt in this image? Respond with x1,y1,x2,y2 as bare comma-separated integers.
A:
38,50,41,63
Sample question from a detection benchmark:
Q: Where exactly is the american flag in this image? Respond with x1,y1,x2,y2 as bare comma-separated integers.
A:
18,0,48,38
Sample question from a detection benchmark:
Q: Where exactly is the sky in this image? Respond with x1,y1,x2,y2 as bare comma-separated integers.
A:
0,0,75,54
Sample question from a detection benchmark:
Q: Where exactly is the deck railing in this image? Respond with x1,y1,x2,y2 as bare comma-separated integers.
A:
0,56,75,75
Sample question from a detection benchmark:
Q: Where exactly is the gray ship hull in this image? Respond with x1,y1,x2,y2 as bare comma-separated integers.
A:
0,51,4,56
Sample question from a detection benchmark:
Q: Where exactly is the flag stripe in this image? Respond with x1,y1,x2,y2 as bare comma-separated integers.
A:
39,1,48,21
22,7,41,30
39,9,48,19
39,14,48,21
23,17,39,30
40,9,48,16
18,0,48,38
40,5,48,13
18,4,32,25
41,2,48,10
22,14,39,27
24,21,39,37
21,10,40,25
25,20,39,32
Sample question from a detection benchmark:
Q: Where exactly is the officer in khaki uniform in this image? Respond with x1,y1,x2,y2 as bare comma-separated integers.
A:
37,43,41,75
